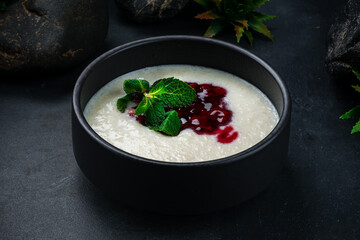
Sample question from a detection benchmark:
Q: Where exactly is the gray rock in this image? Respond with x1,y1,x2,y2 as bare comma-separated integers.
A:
0,0,108,73
326,0,360,78
114,0,189,23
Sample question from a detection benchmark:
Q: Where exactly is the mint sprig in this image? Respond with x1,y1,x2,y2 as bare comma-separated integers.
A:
117,78,196,136
340,70,360,134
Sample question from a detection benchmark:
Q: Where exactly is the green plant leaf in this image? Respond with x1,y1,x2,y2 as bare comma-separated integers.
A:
234,24,245,43
352,70,360,81
244,30,253,46
145,101,166,126
134,97,152,115
157,77,197,107
194,0,275,45
351,119,360,134
193,0,215,9
248,18,274,41
123,79,150,94
352,85,360,93
222,0,247,19
235,20,248,29
340,105,360,120
204,19,227,38
252,0,270,9
195,10,218,20
253,12,276,21
340,70,360,134
150,110,181,136
116,94,133,113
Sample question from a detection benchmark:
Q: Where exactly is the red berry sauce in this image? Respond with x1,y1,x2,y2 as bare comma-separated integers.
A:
128,82,238,144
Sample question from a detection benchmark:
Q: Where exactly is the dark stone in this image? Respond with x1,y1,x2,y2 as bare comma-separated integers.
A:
0,0,108,73
114,0,189,23
326,0,360,78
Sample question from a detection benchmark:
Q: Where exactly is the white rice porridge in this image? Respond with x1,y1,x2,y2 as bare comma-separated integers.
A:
84,65,279,162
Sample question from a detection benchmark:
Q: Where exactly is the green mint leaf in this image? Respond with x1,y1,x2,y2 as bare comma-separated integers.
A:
351,119,360,134
145,101,166,126
116,94,133,113
156,77,197,107
135,97,152,115
340,105,360,120
150,110,181,136
149,80,166,97
123,79,150,94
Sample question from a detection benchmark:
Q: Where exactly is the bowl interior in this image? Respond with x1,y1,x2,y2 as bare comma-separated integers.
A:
78,37,286,120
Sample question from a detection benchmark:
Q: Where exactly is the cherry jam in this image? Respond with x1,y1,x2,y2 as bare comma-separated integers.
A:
128,82,238,144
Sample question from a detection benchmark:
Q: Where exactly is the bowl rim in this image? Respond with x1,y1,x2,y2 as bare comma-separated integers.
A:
73,35,291,167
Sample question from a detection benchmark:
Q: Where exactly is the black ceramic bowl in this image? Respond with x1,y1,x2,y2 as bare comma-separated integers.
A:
72,36,291,215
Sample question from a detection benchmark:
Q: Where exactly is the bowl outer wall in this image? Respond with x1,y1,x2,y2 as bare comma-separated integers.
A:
72,36,291,214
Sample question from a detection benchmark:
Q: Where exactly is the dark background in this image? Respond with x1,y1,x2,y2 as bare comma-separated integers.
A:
1,0,359,239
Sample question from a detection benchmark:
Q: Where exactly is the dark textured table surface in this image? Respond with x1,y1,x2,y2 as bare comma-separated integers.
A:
1,0,360,239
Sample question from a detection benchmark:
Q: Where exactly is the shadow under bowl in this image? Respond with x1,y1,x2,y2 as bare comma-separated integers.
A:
72,35,291,215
